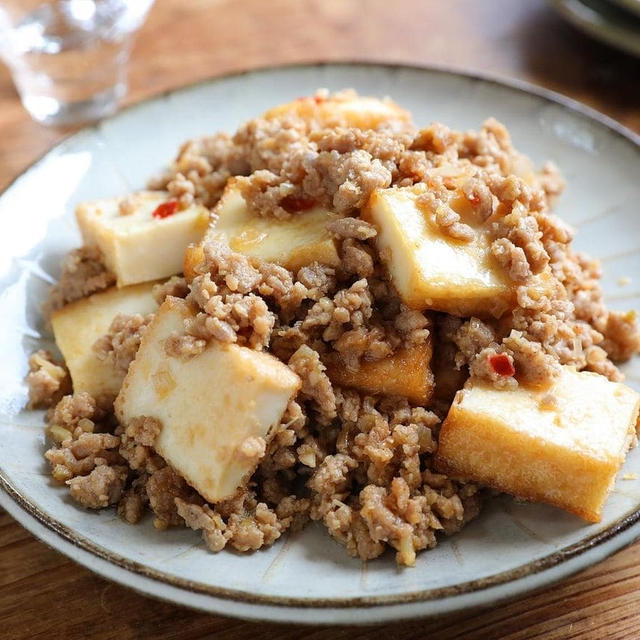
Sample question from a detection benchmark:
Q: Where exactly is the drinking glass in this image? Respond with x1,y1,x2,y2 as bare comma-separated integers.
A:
0,0,155,126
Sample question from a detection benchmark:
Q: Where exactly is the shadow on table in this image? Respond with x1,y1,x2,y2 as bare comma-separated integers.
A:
514,3,639,122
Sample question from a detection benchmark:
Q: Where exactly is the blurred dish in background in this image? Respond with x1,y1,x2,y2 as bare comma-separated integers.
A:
0,0,155,127
607,0,640,18
549,0,640,57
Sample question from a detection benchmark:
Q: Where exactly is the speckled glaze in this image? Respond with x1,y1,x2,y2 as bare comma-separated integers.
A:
1,63,640,625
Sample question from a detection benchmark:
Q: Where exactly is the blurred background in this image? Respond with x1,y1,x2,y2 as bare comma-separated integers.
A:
0,0,638,190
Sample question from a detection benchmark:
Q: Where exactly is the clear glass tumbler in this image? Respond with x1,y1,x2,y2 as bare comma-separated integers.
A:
0,0,155,126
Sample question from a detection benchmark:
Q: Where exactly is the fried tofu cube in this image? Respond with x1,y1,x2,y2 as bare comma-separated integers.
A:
263,91,412,130
434,368,640,522
51,283,157,400
115,298,301,503
363,185,513,316
324,341,434,405
183,181,341,281
76,191,209,287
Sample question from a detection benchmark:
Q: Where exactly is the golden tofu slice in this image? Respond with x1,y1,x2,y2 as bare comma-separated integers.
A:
115,298,301,503
363,185,513,317
435,367,640,522
184,181,341,281
76,191,209,287
324,342,434,405
263,92,412,130
183,244,204,282
51,283,157,400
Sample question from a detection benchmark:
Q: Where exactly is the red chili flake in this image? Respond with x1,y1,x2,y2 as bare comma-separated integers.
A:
152,200,179,219
281,195,316,213
488,353,515,377
468,193,481,207
295,95,325,105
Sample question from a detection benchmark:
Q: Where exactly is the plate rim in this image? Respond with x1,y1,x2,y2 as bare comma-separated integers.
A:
2,60,640,618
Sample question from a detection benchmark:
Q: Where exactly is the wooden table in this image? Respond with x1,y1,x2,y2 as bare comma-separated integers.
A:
2,1,640,638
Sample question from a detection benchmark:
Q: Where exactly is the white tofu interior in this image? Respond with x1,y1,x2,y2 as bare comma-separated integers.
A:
364,184,512,316
206,181,341,272
51,283,157,399
460,368,639,461
436,367,640,521
115,298,301,503
76,191,209,287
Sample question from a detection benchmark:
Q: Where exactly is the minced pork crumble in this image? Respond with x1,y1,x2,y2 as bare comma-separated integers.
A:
27,89,640,567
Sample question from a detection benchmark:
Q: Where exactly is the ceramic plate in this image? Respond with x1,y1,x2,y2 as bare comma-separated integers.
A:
549,0,640,57
2,63,640,625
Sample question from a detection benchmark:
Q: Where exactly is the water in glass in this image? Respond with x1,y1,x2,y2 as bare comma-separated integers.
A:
0,0,154,126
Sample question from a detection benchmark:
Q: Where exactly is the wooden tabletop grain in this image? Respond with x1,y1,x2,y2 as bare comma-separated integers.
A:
2,1,640,638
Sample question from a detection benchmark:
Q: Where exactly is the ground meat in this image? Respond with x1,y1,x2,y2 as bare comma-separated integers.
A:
303,278,372,338
236,170,298,220
44,393,122,489
175,499,229,551
502,330,561,387
238,145,393,218
175,490,289,553
68,464,128,509
93,313,153,375
341,239,375,278
166,172,196,209
152,276,189,304
288,345,337,421
32,91,640,567
394,309,431,348
539,161,565,205
418,190,474,242
43,246,115,316
461,177,494,221
224,498,285,551
117,474,149,524
118,417,164,474
146,466,196,529
443,317,497,369
307,393,478,566
47,391,102,431
302,149,392,214
233,115,310,176
327,217,377,241
469,347,518,390
184,292,274,350
491,238,531,282
600,311,640,362
26,350,70,409
150,132,250,209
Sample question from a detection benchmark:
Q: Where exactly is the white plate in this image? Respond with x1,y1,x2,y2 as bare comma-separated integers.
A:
550,0,640,57
1,63,640,625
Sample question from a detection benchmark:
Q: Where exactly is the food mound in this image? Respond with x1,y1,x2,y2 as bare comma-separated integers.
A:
27,90,640,567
